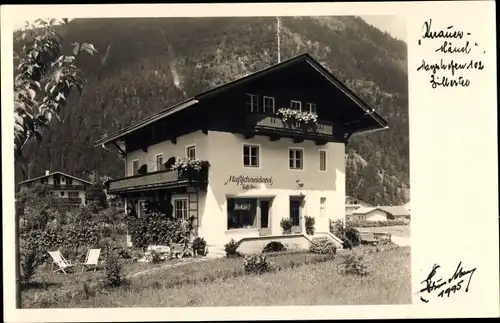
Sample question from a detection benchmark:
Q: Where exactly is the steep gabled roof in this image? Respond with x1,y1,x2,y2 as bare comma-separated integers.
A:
18,171,92,185
379,206,410,216
352,206,388,215
95,52,388,147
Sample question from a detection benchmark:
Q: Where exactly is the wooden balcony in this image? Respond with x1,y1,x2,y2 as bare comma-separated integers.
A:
52,184,87,190
245,113,335,140
107,166,209,194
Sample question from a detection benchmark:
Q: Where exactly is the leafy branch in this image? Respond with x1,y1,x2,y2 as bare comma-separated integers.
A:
13,18,98,164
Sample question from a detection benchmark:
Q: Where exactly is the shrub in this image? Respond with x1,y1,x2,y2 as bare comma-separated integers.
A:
192,237,207,256
346,219,408,228
127,210,192,250
224,239,240,258
20,248,40,284
345,227,361,247
149,250,163,264
244,254,273,275
104,251,127,287
262,241,287,253
304,215,315,235
309,237,337,255
329,220,361,247
280,218,292,234
338,253,370,276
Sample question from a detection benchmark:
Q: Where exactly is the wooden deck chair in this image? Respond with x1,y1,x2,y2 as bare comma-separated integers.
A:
80,248,101,272
48,250,76,274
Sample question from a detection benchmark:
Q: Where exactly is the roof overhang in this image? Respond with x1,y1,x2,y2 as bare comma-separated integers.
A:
94,99,198,147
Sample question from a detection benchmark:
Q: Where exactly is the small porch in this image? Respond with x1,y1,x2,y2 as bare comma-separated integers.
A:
106,166,209,234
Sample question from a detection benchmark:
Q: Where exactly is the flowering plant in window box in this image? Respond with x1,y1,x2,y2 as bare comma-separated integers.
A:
276,108,318,127
170,157,210,181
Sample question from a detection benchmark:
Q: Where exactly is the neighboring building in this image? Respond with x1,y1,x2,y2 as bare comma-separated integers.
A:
348,206,390,222
347,205,410,222
345,195,373,216
95,53,388,248
380,206,410,221
18,170,92,206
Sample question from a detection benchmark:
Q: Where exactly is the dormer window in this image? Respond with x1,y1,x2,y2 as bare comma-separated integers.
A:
290,100,302,112
306,103,317,114
263,96,275,113
246,94,259,112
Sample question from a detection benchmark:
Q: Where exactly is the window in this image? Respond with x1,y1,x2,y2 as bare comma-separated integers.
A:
60,192,65,196
319,150,327,171
227,198,257,229
290,100,302,112
306,103,317,114
263,96,275,113
186,145,196,160
156,154,164,171
289,148,303,170
67,178,73,185
243,144,259,167
68,192,79,198
132,160,139,175
246,94,259,112
320,197,326,217
173,198,188,220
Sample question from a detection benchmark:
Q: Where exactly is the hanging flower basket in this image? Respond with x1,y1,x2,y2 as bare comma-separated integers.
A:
276,108,318,129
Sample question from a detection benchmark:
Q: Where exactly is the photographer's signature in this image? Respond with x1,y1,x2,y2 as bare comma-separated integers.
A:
419,262,477,303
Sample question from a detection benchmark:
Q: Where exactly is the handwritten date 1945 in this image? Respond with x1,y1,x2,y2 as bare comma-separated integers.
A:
419,262,476,303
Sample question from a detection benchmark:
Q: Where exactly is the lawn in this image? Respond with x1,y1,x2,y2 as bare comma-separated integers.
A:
355,225,411,238
23,246,411,308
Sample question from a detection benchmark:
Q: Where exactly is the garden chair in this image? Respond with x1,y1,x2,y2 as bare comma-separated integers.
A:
80,248,101,272
48,250,76,274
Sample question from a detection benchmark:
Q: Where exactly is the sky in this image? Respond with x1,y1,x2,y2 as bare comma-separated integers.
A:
13,15,406,43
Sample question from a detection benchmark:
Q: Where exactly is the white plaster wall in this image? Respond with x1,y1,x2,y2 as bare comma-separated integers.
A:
366,209,389,222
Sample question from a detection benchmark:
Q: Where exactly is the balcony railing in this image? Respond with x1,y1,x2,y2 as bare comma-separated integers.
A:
51,184,87,190
246,113,334,137
60,197,83,205
107,165,209,193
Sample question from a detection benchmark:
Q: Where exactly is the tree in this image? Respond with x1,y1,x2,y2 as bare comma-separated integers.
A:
13,18,98,168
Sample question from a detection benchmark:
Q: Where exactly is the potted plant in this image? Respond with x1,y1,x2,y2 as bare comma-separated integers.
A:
192,237,207,256
280,218,292,235
304,215,315,235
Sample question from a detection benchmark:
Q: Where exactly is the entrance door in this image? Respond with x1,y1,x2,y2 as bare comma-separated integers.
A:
259,199,272,236
289,197,302,233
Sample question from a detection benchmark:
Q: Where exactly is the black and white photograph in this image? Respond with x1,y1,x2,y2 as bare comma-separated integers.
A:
2,2,498,321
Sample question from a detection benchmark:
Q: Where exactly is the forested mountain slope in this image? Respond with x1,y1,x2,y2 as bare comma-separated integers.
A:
16,16,409,205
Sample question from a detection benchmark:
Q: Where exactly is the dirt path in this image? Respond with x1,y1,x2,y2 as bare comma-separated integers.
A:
127,257,213,279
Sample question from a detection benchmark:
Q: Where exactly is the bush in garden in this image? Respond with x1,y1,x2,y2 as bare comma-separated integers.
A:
309,237,337,255
280,218,292,234
104,251,127,287
192,237,207,256
224,239,240,258
304,215,315,235
346,219,408,228
127,210,192,250
329,219,361,248
149,250,163,264
345,227,361,247
338,253,370,276
262,241,287,253
243,254,273,275
19,247,40,284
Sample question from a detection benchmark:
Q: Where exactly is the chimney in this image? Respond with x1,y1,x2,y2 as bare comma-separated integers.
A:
45,170,50,175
